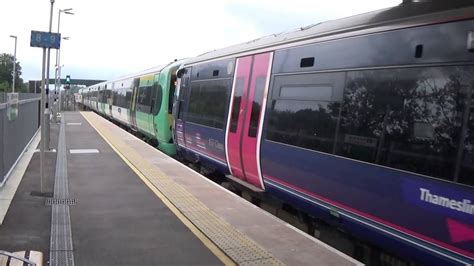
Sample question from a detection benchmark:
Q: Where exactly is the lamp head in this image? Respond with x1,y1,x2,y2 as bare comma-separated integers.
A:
61,8,74,15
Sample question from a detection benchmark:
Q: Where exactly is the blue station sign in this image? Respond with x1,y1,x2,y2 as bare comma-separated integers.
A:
30,31,61,49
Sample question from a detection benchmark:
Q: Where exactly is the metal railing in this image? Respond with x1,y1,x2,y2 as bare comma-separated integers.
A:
0,250,37,266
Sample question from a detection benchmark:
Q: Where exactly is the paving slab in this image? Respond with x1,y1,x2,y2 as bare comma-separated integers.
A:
0,121,59,265
81,111,362,266
64,112,222,265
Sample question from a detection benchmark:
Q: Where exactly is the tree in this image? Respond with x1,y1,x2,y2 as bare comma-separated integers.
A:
0,53,24,92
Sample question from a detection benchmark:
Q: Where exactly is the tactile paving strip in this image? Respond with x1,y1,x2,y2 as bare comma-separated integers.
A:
50,116,75,266
82,112,284,265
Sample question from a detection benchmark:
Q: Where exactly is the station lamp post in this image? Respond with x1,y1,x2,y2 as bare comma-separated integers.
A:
9,35,17,93
55,8,74,117
55,36,70,116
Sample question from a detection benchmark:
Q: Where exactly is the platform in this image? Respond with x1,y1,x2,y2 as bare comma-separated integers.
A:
0,111,362,265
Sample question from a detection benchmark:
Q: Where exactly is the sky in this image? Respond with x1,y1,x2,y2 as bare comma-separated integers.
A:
0,0,401,82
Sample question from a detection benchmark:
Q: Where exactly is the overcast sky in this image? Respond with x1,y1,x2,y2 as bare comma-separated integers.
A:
0,0,400,82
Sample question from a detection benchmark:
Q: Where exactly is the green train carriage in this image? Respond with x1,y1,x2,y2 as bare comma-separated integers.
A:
82,59,184,156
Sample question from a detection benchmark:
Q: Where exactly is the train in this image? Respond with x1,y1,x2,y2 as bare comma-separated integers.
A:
79,1,474,265
80,62,181,155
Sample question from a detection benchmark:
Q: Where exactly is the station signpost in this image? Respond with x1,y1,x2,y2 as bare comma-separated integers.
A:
30,30,61,194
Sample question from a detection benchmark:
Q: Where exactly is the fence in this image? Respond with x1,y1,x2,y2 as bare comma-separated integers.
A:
0,92,41,186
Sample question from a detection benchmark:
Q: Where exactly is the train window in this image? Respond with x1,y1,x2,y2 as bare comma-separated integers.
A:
187,79,230,129
266,72,343,153
114,88,119,107
125,88,133,109
192,59,235,80
137,86,152,113
102,89,108,104
415,45,423,58
229,78,245,133
123,88,129,108
114,87,129,109
113,88,121,107
248,77,266,137
280,85,332,101
335,66,474,186
153,83,162,116
267,99,341,153
300,57,315,68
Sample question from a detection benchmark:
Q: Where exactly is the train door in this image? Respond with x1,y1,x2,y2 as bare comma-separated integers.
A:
174,68,190,148
137,76,154,135
225,52,273,191
107,83,113,117
94,88,99,111
98,85,103,113
130,78,139,129
150,75,160,135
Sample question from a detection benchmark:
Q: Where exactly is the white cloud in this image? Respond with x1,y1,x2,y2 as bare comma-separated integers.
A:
0,0,400,82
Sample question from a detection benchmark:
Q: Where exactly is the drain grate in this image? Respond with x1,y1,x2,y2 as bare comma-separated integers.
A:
45,198,77,206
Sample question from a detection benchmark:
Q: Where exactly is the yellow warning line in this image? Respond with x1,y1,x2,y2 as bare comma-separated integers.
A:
81,112,235,266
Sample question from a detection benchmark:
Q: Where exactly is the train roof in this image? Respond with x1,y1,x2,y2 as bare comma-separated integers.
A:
85,60,186,89
110,64,168,83
113,59,187,82
184,1,474,66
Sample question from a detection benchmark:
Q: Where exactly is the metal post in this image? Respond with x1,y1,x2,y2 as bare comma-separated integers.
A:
40,48,46,193
55,8,74,115
59,64,62,110
45,0,55,150
53,10,61,121
9,36,17,93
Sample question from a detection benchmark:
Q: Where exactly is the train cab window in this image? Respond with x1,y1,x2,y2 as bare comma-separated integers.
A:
266,72,345,153
335,66,474,186
168,74,177,114
187,79,231,129
177,69,190,120
152,83,162,116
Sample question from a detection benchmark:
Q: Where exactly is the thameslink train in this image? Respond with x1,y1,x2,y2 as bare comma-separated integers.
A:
80,2,474,265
